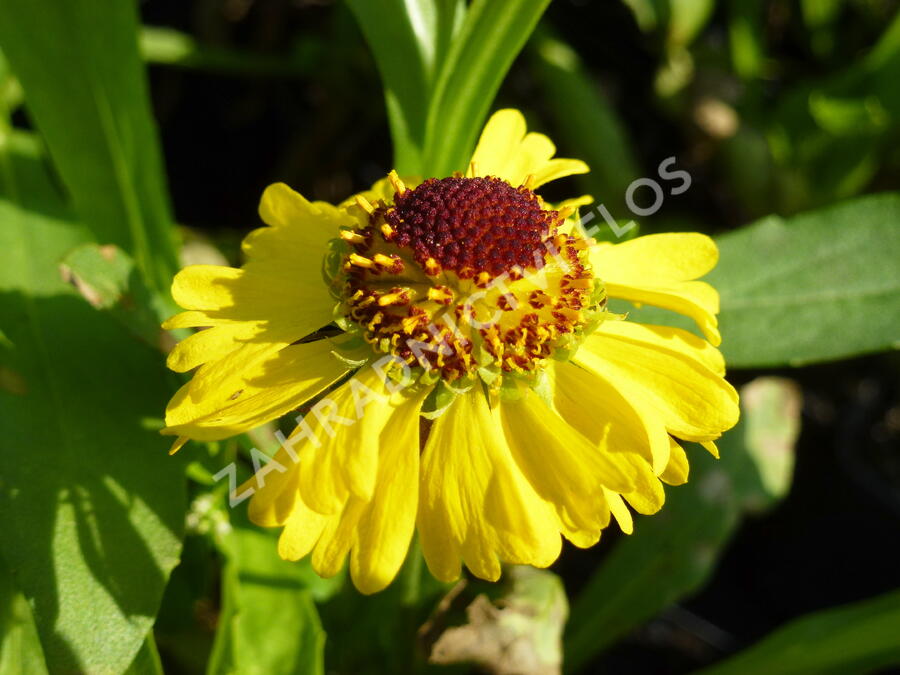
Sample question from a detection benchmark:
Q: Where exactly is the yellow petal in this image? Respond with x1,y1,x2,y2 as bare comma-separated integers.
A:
350,390,425,594
500,389,628,540
531,158,590,188
596,320,726,377
591,233,721,344
163,339,348,441
620,452,666,515
660,438,689,486
591,233,719,282
162,309,231,330
553,361,671,475
167,264,335,367
311,498,366,578
470,109,588,188
164,185,341,366
247,460,301,527
606,280,722,345
575,324,740,442
298,368,414,514
170,265,245,311
701,440,720,458
256,182,352,249
278,496,329,561
165,323,253,373
418,390,561,583
605,489,633,534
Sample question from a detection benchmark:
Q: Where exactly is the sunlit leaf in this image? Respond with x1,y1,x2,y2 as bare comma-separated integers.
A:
422,0,552,176
346,0,447,174
0,558,48,675
0,133,185,674
714,193,900,367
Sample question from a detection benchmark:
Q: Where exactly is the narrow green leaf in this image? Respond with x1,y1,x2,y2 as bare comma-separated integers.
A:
695,589,900,675
346,0,465,174
0,128,185,674
564,378,801,672
422,0,552,176
0,0,179,293
207,517,326,675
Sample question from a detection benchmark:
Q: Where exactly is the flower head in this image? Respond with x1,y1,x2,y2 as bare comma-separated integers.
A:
163,109,739,593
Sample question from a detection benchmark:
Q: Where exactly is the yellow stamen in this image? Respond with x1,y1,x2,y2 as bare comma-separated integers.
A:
340,229,366,244
380,223,395,240
424,257,441,276
521,174,536,190
427,286,453,304
402,315,424,332
367,312,384,330
355,195,375,214
564,277,593,289
373,253,397,268
377,291,409,306
388,170,407,195
348,253,375,269
467,160,478,178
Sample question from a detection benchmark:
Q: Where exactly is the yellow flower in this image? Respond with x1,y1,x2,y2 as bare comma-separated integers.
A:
162,109,739,594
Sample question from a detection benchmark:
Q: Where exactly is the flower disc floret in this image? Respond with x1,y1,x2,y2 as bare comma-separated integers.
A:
335,175,608,386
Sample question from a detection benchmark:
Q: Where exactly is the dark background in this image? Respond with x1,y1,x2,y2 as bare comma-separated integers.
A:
139,1,900,672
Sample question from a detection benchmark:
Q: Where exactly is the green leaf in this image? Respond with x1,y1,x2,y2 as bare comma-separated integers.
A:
422,0,552,176
346,0,466,174
714,193,900,368
124,634,164,675
694,589,900,675
0,556,48,675
564,377,801,672
207,516,326,675
60,243,170,349
0,127,185,674
0,0,179,294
